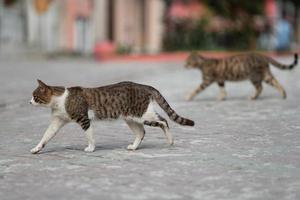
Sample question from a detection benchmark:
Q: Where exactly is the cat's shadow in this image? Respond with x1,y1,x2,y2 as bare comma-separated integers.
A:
37,143,162,154
187,95,280,102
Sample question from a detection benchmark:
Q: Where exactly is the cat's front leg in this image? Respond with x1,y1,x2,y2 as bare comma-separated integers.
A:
217,81,227,101
186,80,213,101
31,117,66,154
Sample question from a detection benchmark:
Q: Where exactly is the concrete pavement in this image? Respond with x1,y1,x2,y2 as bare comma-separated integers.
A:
0,56,300,200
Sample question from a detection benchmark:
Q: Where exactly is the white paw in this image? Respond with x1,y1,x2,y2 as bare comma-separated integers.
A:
249,96,257,100
185,95,193,101
30,146,42,154
84,145,95,152
217,96,226,101
127,144,137,150
169,139,174,146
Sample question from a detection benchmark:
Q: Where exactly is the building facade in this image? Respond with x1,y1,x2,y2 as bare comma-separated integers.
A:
0,0,165,55
0,0,299,55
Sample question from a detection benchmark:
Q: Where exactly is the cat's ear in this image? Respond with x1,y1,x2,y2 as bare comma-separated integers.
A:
37,79,48,87
190,51,203,58
190,51,198,56
192,51,205,60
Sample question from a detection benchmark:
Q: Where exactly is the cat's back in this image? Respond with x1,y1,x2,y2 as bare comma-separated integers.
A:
214,52,268,72
81,81,154,119
223,52,266,64
80,81,154,104
92,81,152,93
206,52,268,81
65,86,86,101
67,86,84,94
65,81,153,99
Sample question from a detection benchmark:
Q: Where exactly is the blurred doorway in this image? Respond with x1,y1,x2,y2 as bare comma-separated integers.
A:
0,0,26,48
107,0,114,41
74,16,90,53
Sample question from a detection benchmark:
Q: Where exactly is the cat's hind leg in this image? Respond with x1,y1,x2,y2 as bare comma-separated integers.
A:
264,73,287,99
84,125,95,152
143,114,173,145
125,120,145,150
31,117,66,154
250,81,263,100
217,81,227,101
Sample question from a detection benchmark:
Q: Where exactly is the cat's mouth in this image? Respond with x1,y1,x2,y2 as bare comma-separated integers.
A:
29,97,39,106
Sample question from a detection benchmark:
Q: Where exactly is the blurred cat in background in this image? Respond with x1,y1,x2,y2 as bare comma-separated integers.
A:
185,52,297,101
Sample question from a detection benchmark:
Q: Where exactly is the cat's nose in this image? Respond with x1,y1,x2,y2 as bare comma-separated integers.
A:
29,101,32,104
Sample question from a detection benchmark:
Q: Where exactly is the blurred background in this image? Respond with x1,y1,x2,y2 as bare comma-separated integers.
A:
0,0,299,59
1,2,300,199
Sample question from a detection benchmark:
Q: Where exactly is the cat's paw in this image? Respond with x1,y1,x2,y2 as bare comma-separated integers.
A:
185,95,193,101
282,92,287,99
84,145,95,152
168,139,174,146
249,96,257,100
30,146,42,154
217,96,226,101
127,144,137,151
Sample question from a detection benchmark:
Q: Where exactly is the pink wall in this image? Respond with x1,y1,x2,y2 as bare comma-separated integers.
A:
265,0,277,18
65,0,92,50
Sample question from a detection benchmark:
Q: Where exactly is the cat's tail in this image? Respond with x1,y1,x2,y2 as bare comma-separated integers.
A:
267,53,298,70
151,88,194,126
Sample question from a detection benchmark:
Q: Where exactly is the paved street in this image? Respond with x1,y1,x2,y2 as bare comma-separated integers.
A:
0,56,300,200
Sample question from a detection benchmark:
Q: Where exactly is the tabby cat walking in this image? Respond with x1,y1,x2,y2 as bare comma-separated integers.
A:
185,52,298,101
30,80,194,154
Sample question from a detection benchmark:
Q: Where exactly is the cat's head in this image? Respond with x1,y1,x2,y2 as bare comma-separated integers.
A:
185,52,205,69
30,80,54,107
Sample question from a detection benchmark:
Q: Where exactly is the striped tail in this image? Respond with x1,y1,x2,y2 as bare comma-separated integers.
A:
151,89,194,126
268,53,298,70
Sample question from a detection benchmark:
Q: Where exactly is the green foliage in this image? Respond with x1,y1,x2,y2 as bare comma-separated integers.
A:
204,0,263,18
162,0,264,51
163,18,255,51
4,0,19,6
116,44,132,55
163,19,217,51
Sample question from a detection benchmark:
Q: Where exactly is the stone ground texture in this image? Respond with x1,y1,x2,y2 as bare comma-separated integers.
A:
0,56,299,200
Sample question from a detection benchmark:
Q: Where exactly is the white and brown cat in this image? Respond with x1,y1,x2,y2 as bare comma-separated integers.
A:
30,80,194,154
185,52,298,100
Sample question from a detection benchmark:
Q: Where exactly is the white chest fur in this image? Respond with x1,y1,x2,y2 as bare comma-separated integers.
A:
51,89,70,121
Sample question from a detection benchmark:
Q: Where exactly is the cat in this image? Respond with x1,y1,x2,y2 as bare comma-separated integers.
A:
30,80,194,154
184,52,298,101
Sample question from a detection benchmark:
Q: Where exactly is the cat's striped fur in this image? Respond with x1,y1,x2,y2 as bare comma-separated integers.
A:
30,80,194,154
185,52,298,100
